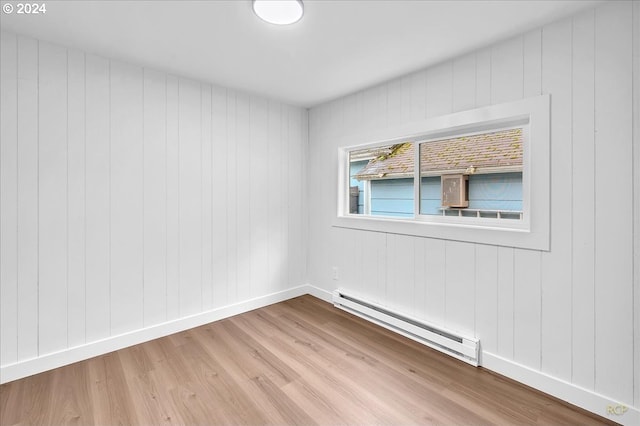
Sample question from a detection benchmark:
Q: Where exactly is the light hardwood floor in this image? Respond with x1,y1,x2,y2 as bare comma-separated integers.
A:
1,295,616,425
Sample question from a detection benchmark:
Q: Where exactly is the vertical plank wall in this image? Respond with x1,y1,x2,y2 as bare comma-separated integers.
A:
0,31,308,372
308,1,637,410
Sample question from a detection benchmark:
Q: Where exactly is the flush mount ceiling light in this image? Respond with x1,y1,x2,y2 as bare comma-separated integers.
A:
253,0,304,25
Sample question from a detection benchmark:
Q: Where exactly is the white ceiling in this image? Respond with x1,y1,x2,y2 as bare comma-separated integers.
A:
1,0,601,107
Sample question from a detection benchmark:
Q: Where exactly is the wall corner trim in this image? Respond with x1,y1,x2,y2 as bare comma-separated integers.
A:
305,284,333,303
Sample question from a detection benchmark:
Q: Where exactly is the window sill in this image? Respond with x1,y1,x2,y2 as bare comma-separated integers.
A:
332,214,549,251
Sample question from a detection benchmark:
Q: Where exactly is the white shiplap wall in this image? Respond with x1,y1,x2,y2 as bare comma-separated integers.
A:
308,0,638,416
0,1,638,422
0,31,308,374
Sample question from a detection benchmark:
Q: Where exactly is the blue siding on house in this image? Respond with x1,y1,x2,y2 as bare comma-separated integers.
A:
468,172,522,211
349,160,368,214
371,179,414,198
365,172,522,217
420,177,441,215
371,200,414,218
371,178,414,217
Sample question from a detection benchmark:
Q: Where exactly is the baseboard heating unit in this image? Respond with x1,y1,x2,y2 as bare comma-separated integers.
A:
332,290,480,366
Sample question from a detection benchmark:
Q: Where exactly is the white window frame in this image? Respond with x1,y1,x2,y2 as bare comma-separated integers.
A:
335,95,550,251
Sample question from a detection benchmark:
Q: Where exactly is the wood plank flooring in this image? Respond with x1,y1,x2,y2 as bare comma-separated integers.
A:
0,295,616,425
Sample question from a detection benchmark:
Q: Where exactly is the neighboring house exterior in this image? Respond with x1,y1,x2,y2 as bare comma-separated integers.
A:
350,128,523,218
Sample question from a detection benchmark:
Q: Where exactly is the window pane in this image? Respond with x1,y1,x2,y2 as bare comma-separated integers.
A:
349,159,367,214
419,176,441,215
349,143,414,217
419,128,523,219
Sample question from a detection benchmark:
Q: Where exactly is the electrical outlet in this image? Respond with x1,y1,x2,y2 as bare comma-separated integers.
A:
332,267,339,281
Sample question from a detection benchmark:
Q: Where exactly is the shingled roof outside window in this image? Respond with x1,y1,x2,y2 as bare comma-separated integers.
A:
353,128,523,180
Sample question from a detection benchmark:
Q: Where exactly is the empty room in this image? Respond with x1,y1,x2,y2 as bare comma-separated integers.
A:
1,0,638,424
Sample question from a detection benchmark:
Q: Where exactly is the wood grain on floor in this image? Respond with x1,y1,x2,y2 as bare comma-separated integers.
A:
0,295,617,425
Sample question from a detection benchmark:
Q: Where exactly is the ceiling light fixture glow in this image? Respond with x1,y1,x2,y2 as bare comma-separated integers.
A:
253,0,304,26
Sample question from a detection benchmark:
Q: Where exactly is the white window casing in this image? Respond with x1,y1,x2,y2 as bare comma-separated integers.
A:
335,95,550,251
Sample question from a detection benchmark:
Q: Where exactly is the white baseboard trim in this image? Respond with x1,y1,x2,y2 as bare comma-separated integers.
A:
305,283,333,303
3,284,635,426
0,285,311,384
482,352,639,426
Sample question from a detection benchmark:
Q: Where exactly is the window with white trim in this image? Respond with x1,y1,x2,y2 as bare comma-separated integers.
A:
336,95,550,250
